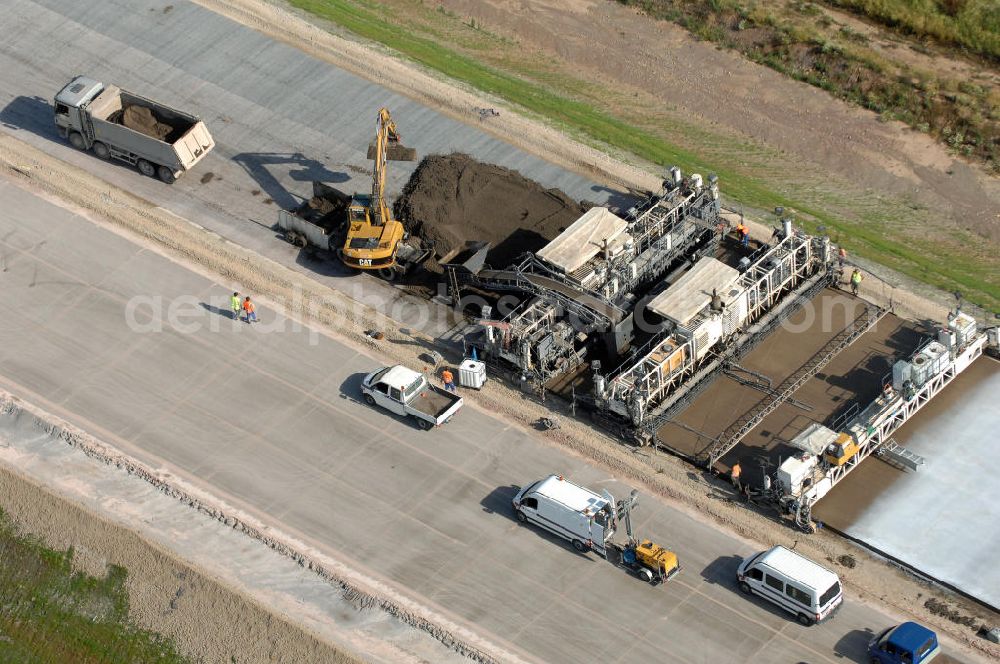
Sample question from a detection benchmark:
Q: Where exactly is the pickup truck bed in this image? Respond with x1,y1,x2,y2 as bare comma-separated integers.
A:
411,385,461,420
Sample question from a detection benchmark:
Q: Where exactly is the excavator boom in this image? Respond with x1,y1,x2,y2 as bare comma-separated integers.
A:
339,107,418,280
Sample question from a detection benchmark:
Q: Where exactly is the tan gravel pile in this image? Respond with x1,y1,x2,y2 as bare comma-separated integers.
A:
121,105,173,141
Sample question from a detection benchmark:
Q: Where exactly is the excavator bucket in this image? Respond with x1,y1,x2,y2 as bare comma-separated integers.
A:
367,141,417,162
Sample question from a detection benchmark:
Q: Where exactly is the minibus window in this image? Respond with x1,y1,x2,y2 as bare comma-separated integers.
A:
785,583,811,606
764,574,784,592
819,581,841,606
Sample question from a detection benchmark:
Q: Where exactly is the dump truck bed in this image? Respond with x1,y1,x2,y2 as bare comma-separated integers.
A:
87,85,214,172
276,182,350,250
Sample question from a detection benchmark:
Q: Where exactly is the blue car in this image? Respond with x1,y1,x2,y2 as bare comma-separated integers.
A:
868,622,940,664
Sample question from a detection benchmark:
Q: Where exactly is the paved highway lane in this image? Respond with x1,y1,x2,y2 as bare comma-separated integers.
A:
0,177,939,664
0,0,628,338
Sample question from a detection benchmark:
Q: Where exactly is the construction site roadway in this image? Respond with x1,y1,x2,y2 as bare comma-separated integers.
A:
0,174,989,663
0,0,617,341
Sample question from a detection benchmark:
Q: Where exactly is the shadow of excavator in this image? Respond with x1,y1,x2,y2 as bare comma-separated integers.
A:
232,152,352,210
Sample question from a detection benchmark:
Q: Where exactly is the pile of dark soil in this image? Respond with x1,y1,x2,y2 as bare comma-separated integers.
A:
393,153,587,268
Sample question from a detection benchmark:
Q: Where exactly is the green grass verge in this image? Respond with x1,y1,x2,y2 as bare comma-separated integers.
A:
287,0,999,311
0,509,189,663
825,0,1000,61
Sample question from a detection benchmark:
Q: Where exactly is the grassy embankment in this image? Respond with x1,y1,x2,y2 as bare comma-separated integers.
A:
618,0,999,170
288,0,999,311
0,510,188,663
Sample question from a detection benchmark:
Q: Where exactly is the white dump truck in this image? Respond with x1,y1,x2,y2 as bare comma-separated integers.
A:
361,365,462,430
53,75,214,183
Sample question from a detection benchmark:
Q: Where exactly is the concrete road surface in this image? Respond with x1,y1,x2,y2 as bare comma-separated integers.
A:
0,0,632,338
2,176,975,664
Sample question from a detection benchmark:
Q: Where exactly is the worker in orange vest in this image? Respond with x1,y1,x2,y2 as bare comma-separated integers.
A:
731,461,742,492
441,368,456,392
736,223,749,247
242,296,257,323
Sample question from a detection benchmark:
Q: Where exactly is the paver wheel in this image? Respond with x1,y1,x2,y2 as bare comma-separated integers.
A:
738,581,752,595
92,141,110,160
377,266,398,281
363,394,376,406
137,159,156,178
68,131,86,150
157,165,176,184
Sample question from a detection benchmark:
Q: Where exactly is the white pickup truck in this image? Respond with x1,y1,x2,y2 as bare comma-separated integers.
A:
361,365,463,430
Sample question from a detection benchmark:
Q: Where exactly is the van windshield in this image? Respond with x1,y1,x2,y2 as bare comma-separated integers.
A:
819,580,841,607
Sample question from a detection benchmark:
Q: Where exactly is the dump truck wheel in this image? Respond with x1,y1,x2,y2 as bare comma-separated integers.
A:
363,394,375,406
738,581,752,595
137,159,156,178
92,142,110,160
413,417,431,431
68,131,86,150
157,166,176,184
571,539,586,553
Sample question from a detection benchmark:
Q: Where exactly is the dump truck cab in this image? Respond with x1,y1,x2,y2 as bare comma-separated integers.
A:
868,622,941,664
54,76,105,136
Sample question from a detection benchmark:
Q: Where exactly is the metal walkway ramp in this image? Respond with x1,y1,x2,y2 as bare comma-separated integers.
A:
876,438,925,471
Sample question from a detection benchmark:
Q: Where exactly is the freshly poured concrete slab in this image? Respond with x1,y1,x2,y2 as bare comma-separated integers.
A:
536,207,628,273
831,358,1000,610
647,257,738,325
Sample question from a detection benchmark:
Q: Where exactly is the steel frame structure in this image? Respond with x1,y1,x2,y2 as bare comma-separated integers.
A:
797,331,988,514
600,231,828,426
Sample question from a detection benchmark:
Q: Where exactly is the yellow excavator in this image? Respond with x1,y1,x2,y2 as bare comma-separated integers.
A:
338,107,420,281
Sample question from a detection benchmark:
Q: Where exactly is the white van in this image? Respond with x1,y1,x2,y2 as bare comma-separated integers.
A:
512,474,617,554
736,545,843,625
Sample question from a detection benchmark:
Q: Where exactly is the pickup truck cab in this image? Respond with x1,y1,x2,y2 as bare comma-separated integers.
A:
361,365,462,430
868,622,941,664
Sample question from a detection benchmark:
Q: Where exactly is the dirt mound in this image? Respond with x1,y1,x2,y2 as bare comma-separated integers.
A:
394,153,587,268
121,105,174,141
